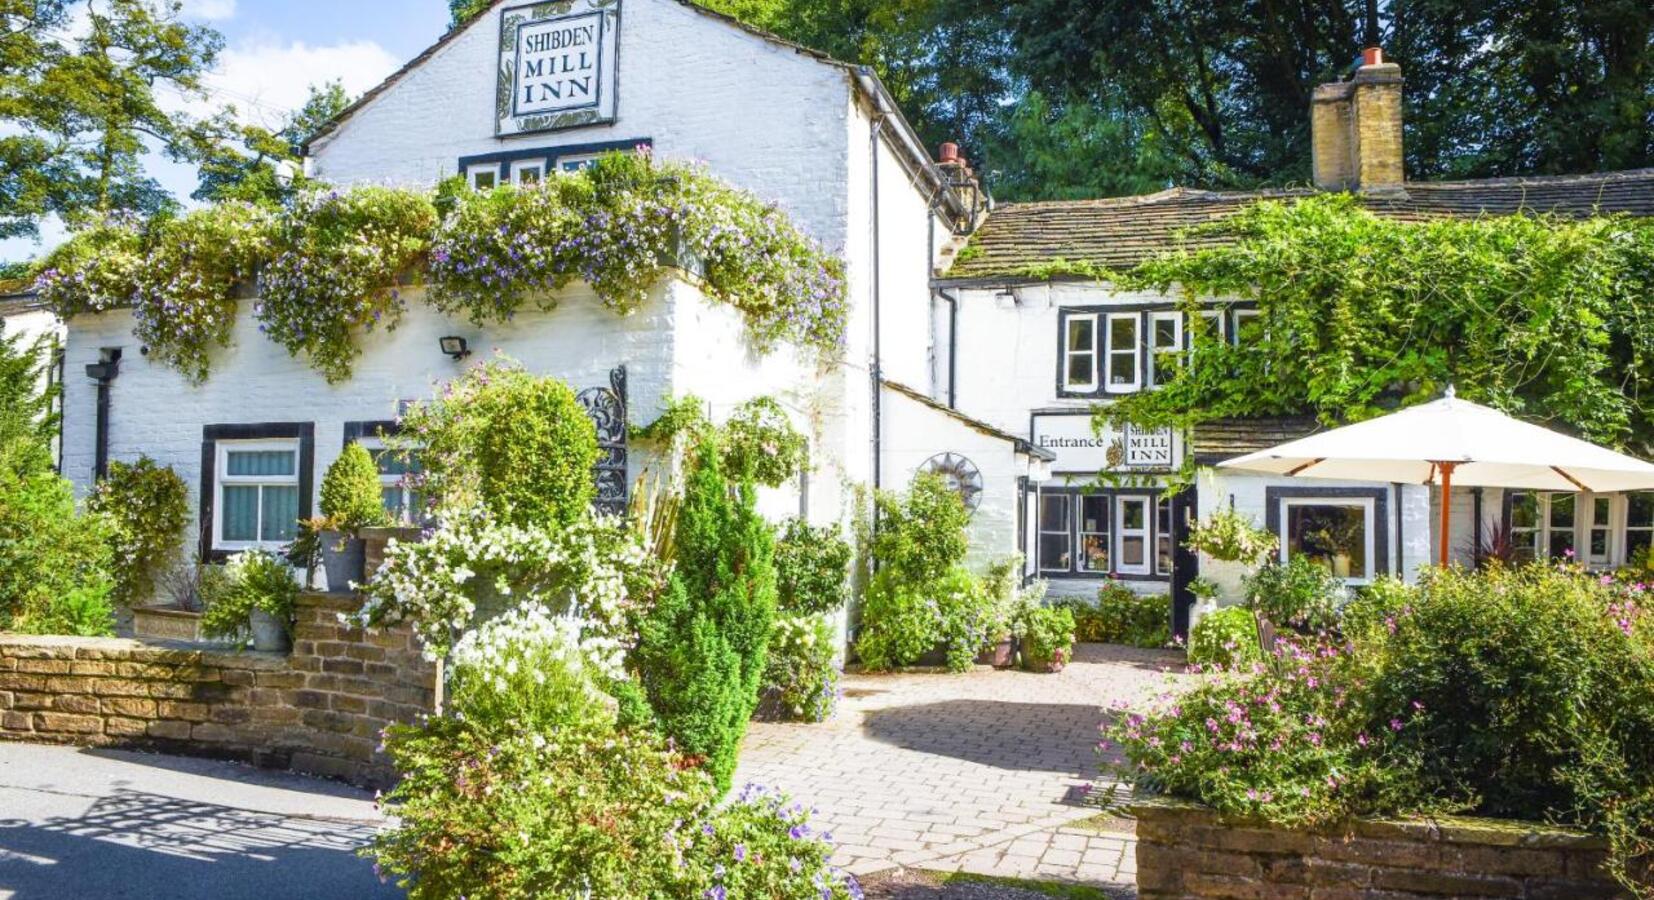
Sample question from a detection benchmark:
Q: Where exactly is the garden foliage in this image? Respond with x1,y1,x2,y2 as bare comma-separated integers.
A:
0,460,114,637
395,359,598,529
758,612,840,723
1244,554,1342,630
1109,562,1654,895
1186,605,1262,669
87,456,189,607
629,438,777,791
1184,506,1278,566
1016,603,1075,672
1064,581,1169,647
774,516,851,616
200,550,299,641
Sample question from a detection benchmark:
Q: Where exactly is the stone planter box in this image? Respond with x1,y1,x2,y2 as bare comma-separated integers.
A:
131,606,207,643
1132,798,1632,899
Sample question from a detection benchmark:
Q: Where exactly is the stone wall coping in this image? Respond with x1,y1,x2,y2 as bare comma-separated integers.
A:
0,633,289,670
1130,797,1608,850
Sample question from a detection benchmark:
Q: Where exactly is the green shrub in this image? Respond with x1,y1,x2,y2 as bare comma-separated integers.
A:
201,550,299,641
1064,582,1170,647
1187,606,1262,669
873,472,970,586
679,783,857,899
774,517,850,616
1017,604,1076,672
319,443,390,531
88,456,190,606
629,438,777,791
1245,555,1341,630
0,460,113,634
398,359,599,528
758,613,839,722
856,566,989,672
721,396,809,488
12,584,116,637
1185,506,1277,566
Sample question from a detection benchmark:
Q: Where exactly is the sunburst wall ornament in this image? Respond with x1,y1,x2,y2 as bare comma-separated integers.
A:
919,452,984,514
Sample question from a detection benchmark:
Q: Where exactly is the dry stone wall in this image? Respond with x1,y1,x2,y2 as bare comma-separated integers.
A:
0,592,434,788
1134,799,1628,899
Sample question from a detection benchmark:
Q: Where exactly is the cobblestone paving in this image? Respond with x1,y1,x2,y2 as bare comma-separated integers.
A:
733,643,1190,888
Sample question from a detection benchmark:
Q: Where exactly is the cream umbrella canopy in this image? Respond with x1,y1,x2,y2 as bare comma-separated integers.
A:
1218,387,1654,566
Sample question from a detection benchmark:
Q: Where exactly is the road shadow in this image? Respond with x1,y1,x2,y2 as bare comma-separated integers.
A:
0,788,399,899
78,747,373,803
861,699,1123,781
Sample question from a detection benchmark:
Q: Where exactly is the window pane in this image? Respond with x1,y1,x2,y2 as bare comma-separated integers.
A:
1153,317,1178,347
1628,531,1652,560
260,485,299,542
1120,499,1146,530
1156,496,1174,573
1549,529,1575,560
221,486,259,541
1235,312,1263,344
1549,493,1575,528
1286,504,1367,579
1080,534,1109,571
381,486,403,517
373,448,421,477
1121,537,1146,567
1110,352,1136,384
1080,496,1108,533
1039,533,1070,571
1590,528,1609,558
1631,492,1654,528
1067,352,1094,387
1039,495,1069,532
1509,492,1538,529
1066,317,1094,353
1109,316,1137,350
227,449,295,477
473,170,496,189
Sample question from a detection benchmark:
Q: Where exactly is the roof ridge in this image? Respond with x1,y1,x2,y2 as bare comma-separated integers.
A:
1405,168,1654,191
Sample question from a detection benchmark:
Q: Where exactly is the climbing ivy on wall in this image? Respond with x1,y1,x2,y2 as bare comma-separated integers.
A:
33,151,848,383
1103,195,1654,452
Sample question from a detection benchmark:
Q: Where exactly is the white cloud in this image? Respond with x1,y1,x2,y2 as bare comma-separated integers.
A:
182,0,237,21
202,39,399,127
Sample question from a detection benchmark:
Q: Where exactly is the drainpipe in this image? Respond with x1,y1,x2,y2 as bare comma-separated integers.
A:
870,114,884,497
1392,482,1404,577
85,348,121,482
937,288,959,408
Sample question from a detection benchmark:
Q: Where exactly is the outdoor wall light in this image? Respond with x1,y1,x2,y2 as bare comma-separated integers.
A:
438,336,471,360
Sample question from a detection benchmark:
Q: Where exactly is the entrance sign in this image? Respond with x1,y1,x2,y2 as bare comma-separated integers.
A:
1031,412,1182,473
497,0,620,136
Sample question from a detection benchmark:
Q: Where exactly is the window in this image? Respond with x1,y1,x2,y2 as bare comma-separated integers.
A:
1115,495,1151,575
1233,308,1263,346
1280,498,1375,582
1587,495,1613,566
1508,490,1542,561
512,161,543,184
1628,493,1654,563
1038,494,1072,572
1078,495,1109,572
1155,495,1175,576
1194,309,1227,345
1547,493,1577,560
216,440,300,550
558,153,600,173
358,438,424,524
1105,313,1140,392
1147,312,1181,388
467,164,498,190
1063,314,1098,392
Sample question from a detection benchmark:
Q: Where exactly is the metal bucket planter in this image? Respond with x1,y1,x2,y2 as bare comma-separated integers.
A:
248,608,291,653
318,530,365,594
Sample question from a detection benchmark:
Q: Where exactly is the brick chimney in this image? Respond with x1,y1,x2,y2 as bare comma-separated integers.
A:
1311,47,1405,193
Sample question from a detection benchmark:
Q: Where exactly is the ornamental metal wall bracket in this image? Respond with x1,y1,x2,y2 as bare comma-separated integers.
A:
578,365,628,516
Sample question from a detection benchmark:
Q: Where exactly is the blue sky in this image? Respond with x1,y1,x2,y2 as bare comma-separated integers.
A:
1,0,454,261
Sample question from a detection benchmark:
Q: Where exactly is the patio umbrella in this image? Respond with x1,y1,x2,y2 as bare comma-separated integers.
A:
1218,387,1654,566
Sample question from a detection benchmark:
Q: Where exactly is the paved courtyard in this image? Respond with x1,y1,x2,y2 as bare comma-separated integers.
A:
734,642,1190,888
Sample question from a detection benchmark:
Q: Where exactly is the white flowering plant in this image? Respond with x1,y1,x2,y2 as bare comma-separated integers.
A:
352,506,662,674
444,601,618,733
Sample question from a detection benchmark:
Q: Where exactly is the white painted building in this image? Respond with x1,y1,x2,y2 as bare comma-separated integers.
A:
30,6,1654,644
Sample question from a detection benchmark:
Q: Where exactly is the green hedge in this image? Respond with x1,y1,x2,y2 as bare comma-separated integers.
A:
1061,582,1170,648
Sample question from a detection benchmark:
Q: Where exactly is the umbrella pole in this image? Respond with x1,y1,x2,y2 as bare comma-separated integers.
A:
1437,461,1457,567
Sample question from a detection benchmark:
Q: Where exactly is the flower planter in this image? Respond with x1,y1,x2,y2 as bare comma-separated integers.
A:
248,608,291,653
318,530,365,593
132,605,206,642
1021,645,1069,673
976,637,1017,668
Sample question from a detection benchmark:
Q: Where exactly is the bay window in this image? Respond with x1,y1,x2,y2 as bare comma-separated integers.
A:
1506,490,1654,568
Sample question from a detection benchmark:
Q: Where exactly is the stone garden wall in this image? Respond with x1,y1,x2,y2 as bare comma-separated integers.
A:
0,592,434,789
1134,799,1628,899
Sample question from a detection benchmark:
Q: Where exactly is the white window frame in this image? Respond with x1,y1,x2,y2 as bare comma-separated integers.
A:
1586,494,1614,567
1155,494,1175,576
1625,491,1654,564
511,159,544,184
1104,312,1141,394
1038,493,1073,574
557,153,601,173
1194,308,1227,345
466,164,499,190
356,437,422,524
1114,494,1152,575
1278,497,1377,585
1062,313,1099,393
214,439,301,552
1147,311,1182,389
1077,494,1110,573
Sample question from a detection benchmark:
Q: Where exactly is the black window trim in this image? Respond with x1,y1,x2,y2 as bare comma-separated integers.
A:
457,137,654,184
1265,485,1390,580
1035,484,1171,581
1055,302,1254,399
199,422,314,563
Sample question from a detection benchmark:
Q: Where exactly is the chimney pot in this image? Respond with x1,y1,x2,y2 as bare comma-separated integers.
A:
938,142,959,164
1362,46,1383,67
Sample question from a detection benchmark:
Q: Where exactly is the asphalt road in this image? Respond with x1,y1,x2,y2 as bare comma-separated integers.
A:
0,742,401,899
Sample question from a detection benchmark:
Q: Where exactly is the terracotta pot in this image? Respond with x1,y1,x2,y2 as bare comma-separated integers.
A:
318,530,365,593
976,637,1016,668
